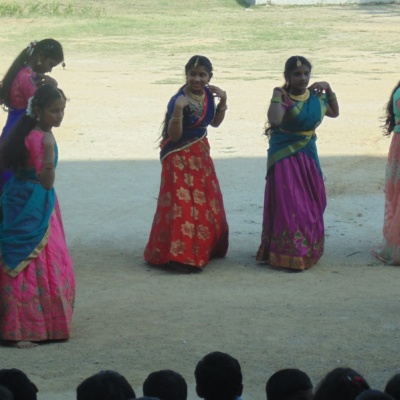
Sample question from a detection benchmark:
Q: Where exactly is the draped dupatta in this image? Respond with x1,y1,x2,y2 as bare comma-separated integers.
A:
0,145,58,277
267,91,327,172
160,86,215,160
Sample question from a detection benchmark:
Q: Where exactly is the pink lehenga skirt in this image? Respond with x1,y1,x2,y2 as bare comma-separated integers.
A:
0,199,76,341
256,152,326,271
372,133,400,265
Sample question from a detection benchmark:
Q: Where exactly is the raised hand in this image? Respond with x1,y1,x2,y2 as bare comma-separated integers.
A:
308,81,331,94
208,85,227,101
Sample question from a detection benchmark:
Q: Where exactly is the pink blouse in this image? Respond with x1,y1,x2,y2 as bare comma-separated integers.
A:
9,66,39,109
25,130,54,176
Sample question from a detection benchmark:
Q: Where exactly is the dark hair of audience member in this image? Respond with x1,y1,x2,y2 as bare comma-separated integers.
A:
143,370,187,400
194,351,243,400
0,369,38,400
76,370,136,400
313,368,370,400
0,385,14,400
385,374,400,400
356,389,394,400
266,368,313,400
135,397,160,400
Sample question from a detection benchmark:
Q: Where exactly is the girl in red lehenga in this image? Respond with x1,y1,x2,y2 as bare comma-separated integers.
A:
144,55,229,272
372,81,400,265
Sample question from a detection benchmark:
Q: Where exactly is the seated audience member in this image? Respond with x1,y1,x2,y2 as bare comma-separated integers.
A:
356,390,394,400
313,368,370,400
266,368,313,400
194,351,243,400
0,385,14,400
0,369,38,400
143,370,187,400
385,374,400,400
76,370,136,400
135,398,159,400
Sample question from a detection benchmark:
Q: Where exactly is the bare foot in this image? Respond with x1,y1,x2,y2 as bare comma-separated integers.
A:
1,340,38,349
169,261,202,274
16,341,38,349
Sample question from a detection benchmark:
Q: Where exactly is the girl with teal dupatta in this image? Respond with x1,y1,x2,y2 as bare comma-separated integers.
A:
256,56,339,271
0,84,75,349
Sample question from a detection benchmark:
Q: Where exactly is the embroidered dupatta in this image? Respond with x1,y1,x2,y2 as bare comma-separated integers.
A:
267,91,327,172
0,144,58,277
160,86,215,160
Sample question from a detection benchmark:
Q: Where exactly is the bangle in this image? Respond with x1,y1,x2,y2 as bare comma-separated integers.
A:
43,162,54,169
216,106,228,112
271,96,283,104
170,115,183,122
328,93,337,102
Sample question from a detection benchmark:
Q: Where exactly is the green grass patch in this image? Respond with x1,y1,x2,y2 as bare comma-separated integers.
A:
0,1,101,17
0,0,399,72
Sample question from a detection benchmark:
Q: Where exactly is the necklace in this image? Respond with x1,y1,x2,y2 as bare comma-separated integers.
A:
189,90,204,102
187,97,204,117
289,89,310,102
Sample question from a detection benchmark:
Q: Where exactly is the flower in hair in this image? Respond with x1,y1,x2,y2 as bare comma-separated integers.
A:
26,96,36,119
26,40,38,57
347,374,367,389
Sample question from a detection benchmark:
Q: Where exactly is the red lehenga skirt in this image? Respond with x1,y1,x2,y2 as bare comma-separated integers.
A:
144,138,229,270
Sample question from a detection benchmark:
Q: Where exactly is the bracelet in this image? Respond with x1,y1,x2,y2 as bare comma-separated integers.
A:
328,93,337,102
170,115,183,122
216,106,228,112
43,162,54,169
271,96,283,104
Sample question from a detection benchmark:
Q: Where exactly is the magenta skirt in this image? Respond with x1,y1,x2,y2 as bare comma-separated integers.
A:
256,152,326,271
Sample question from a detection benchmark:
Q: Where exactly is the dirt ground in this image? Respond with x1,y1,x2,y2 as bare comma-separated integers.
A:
1,5,400,400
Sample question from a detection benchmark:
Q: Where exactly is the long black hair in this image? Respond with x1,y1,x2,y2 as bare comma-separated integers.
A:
382,81,400,137
0,39,64,108
0,84,66,172
160,55,213,143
